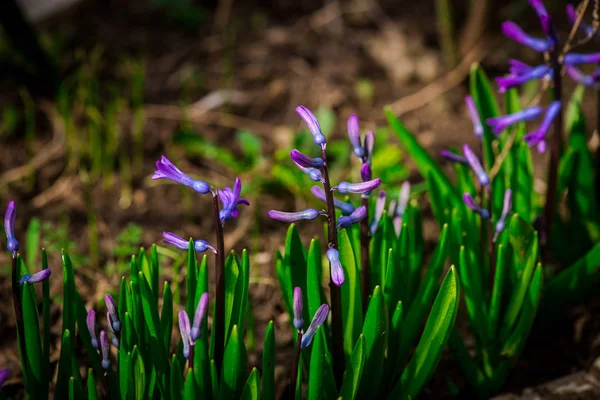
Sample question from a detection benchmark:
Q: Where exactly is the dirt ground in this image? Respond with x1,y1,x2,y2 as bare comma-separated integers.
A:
1,0,600,398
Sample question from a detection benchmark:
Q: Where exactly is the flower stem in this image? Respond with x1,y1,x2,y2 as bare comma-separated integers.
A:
290,331,303,399
189,344,195,372
321,146,344,386
103,372,110,400
543,55,563,252
11,253,27,381
359,196,370,310
211,193,226,376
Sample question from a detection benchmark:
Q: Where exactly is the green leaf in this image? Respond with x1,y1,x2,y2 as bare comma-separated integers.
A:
218,325,248,400
261,321,275,400
87,369,99,400
275,251,292,316
308,327,336,400
186,240,198,319
306,238,325,318
338,229,363,361
285,224,308,325
161,282,173,352
170,356,184,400
133,347,146,400
183,369,198,400
21,282,43,397
488,243,509,340
392,266,460,399
241,368,260,400
512,142,534,222
338,335,366,400
469,63,499,170
25,217,40,267
41,250,51,396
357,286,388,397
224,252,240,341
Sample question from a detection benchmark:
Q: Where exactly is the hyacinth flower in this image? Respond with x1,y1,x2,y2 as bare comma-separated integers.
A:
334,179,381,194
100,330,110,371
508,59,533,75
523,101,562,153
393,182,411,237
311,186,355,216
293,287,304,330
463,145,489,187
296,105,327,146
179,310,193,361
4,200,18,254
0,369,9,389
496,65,552,93
19,268,51,285
369,191,386,235
300,304,329,349
190,292,209,342
566,4,596,38
162,232,216,254
218,178,250,225
465,96,484,137
87,309,99,349
463,193,490,219
337,206,367,230
566,66,600,89
441,150,468,164
486,106,543,135
268,208,321,223
107,312,120,349
152,156,210,194
501,21,553,52
104,293,121,333
494,189,513,241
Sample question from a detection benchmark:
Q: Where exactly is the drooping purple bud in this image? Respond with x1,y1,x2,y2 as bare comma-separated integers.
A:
311,186,355,216
19,268,52,285
465,96,484,137
100,330,110,370
290,149,324,169
301,304,329,348
152,156,210,194
486,106,544,134
463,145,489,186
566,4,595,37
268,209,320,223
387,200,397,217
191,292,209,341
369,191,386,236
347,114,364,158
104,294,121,333
360,163,372,182
564,53,600,66
296,106,326,146
364,131,375,163
494,189,513,240
0,369,10,388
496,65,552,93
162,232,217,254
508,59,533,75
292,158,323,182
293,287,304,330
523,101,562,152
218,178,250,225
107,312,120,349
501,21,553,52
337,205,367,230
326,248,345,286
178,310,193,359
565,66,600,88
441,150,468,164
334,178,381,194
463,193,490,219
4,201,18,253
529,0,553,35
87,309,98,349
393,182,411,237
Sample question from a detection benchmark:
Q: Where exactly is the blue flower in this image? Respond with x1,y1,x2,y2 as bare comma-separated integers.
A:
311,186,355,216
152,156,210,194
337,206,367,230
563,53,600,66
4,200,18,253
178,310,193,359
296,106,326,146
523,101,561,153
465,96,484,137
293,287,304,330
494,189,513,241
290,149,324,169
268,209,320,223
19,268,51,285
87,309,98,350
486,106,543,134
441,150,468,164
107,312,120,349
565,66,600,88
218,178,250,225
347,114,365,159
300,304,329,348
502,21,553,52
100,330,111,370
191,292,209,341
463,193,490,219
334,178,381,195
463,145,489,187
496,65,552,93
566,4,596,37
162,232,217,254
326,248,345,286
104,294,121,333
393,182,411,237
369,191,386,236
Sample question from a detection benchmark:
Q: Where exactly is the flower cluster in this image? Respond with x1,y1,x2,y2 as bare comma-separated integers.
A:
292,287,329,348
86,294,123,372
178,292,209,360
492,0,599,152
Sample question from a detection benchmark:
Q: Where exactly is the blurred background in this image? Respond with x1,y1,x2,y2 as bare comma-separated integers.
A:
0,0,598,397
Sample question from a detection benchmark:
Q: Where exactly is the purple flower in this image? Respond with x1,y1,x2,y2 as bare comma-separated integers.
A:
100,330,110,370
508,59,533,75
191,292,209,341
87,310,98,349
326,248,345,286
4,201,18,253
369,191,386,236
19,268,51,285
494,189,513,240
268,208,320,223
364,131,375,163
496,65,552,93
218,178,250,224
107,312,120,349
486,106,543,134
564,53,600,66
393,182,410,237
566,4,595,37
465,96,484,137
300,304,329,349
337,206,367,230
441,150,468,164
360,163,372,182
290,149,324,169
566,66,600,88
152,156,210,194
523,101,561,152
463,145,489,186
179,310,193,359
293,160,323,182
104,294,121,333
296,106,326,146
334,178,381,195
162,232,217,254
0,369,10,388
501,21,553,52
311,186,355,216
347,114,365,158
293,287,304,330
463,193,490,219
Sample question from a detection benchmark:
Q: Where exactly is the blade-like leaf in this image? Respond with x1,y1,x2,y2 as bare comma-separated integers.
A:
338,335,366,400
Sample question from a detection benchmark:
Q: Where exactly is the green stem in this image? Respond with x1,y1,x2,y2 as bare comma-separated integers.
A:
290,330,303,399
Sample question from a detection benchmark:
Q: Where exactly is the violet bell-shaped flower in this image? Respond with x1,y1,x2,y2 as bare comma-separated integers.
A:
566,4,596,37
369,191,386,236
494,189,513,241
529,0,556,40
311,186,355,216
191,292,209,341
501,21,553,52
337,205,367,230
393,181,411,237
566,66,600,88
19,268,51,285
162,232,217,254
463,193,490,219
293,159,323,182
218,178,250,224
347,114,365,159
107,312,120,349
152,156,210,194
104,293,121,333
486,106,544,134
87,309,98,349
178,310,193,359
463,145,489,186
496,65,552,93
268,208,320,223
441,150,468,164
563,53,600,66
360,162,372,182
293,287,304,330
508,59,533,75
465,96,484,137
296,106,326,146
326,248,345,286
290,149,324,169
364,131,374,163
4,201,18,253
301,304,329,349
523,101,562,152
100,330,110,370
334,178,381,194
